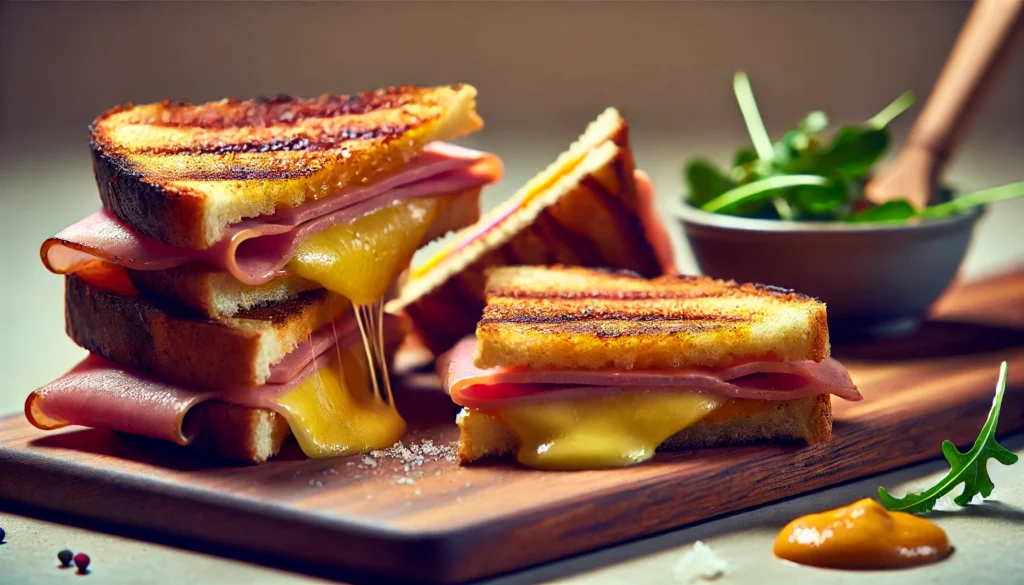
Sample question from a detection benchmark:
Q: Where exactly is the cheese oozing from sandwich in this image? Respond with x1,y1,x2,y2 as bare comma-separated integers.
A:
26,313,408,459
440,338,861,469
463,392,726,470
274,337,406,457
34,144,503,457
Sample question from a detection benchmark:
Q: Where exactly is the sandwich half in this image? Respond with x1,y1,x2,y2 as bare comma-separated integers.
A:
28,85,501,462
438,266,862,470
388,108,675,356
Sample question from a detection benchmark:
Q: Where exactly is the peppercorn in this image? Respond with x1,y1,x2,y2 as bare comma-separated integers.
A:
0,526,5,542
58,548,74,567
73,552,90,573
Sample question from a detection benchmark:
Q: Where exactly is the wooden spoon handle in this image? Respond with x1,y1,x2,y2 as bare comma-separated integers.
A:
905,0,1023,169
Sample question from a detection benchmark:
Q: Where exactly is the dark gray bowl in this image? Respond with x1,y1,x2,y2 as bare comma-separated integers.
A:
673,202,986,340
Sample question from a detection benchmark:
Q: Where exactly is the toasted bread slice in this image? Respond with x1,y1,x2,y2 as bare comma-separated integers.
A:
474,266,830,370
127,264,319,319
65,262,350,390
186,402,291,464
390,108,666,355
91,84,483,249
128,186,484,318
456,395,832,464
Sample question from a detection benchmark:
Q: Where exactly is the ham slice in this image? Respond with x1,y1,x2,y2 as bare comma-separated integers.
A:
25,314,401,444
438,337,862,408
41,143,503,285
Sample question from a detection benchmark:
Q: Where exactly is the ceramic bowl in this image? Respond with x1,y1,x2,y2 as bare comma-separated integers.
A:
673,201,986,340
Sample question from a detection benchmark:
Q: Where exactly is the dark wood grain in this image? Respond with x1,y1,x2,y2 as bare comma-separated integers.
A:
2,271,1023,584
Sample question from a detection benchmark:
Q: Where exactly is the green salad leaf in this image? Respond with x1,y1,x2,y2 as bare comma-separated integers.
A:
844,200,916,223
878,361,1018,514
684,72,1024,223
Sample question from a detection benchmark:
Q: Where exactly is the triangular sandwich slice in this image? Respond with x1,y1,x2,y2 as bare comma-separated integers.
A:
388,108,675,356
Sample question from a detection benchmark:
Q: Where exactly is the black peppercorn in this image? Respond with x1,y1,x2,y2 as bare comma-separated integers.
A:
58,548,74,567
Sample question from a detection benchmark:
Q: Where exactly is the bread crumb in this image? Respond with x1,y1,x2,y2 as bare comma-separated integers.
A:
674,541,729,582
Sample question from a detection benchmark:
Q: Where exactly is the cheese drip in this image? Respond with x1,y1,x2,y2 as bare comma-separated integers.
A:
287,196,444,407
493,390,726,470
274,336,406,457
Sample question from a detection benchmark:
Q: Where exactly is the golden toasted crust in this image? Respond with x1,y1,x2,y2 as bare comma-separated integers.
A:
393,108,663,355
456,395,832,464
65,271,348,390
91,84,483,249
474,266,830,370
186,402,291,464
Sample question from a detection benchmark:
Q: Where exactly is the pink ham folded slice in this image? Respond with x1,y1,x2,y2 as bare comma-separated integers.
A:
41,143,503,286
438,337,862,409
25,313,401,445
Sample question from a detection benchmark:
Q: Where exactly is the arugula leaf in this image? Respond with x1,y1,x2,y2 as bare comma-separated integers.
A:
878,361,1019,514
920,181,1024,219
794,182,848,217
733,147,758,168
685,160,734,207
700,174,830,214
809,126,889,181
844,199,917,223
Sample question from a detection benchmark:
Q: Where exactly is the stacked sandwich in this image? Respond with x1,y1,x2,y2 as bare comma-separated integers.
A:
27,84,502,463
389,108,676,356
439,266,862,470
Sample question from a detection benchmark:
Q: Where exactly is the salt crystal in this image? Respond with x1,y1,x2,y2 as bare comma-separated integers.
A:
674,541,729,582
363,457,377,468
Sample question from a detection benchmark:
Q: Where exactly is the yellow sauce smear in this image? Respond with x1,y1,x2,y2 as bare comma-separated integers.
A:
281,195,445,455
496,390,726,470
774,498,951,569
273,337,406,457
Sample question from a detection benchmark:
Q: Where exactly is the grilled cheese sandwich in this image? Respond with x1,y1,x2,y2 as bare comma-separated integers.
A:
29,85,500,462
439,266,860,470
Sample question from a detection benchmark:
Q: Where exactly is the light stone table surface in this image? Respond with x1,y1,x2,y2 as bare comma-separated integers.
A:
1,134,1022,584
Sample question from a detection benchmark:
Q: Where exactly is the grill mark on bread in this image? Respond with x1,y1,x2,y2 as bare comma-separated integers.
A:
580,175,661,276
480,310,751,325
488,288,736,301
533,213,599,266
137,87,442,130
140,124,416,156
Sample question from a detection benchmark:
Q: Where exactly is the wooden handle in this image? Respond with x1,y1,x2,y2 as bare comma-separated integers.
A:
906,0,1023,168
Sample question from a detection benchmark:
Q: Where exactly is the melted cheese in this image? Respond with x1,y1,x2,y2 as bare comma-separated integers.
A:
280,195,446,455
492,390,726,470
273,339,406,457
288,197,444,304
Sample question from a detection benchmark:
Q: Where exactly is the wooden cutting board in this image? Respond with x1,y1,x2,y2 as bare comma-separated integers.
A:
2,271,1022,584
